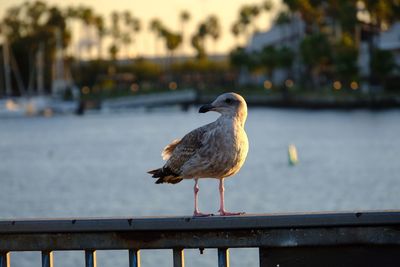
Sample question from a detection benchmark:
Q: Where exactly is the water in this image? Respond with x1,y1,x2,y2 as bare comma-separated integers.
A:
1,107,400,266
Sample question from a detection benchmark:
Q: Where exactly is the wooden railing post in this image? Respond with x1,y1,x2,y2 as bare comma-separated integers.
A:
0,252,10,267
129,249,141,267
85,250,97,267
218,248,229,267
173,248,185,267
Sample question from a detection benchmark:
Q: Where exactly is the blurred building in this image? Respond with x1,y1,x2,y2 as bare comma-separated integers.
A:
246,15,305,53
243,14,305,86
378,22,400,67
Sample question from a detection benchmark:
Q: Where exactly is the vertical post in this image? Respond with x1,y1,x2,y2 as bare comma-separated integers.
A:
85,250,97,267
259,247,267,267
173,248,185,267
128,249,141,267
41,251,53,267
218,248,229,267
36,43,44,95
2,37,12,96
0,252,10,267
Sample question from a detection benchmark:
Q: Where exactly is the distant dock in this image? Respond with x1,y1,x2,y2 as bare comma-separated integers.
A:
1,211,400,266
99,90,400,111
101,90,197,111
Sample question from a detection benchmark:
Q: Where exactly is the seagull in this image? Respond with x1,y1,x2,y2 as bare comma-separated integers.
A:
148,92,249,216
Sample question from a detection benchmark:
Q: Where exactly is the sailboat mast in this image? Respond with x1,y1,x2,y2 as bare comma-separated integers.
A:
36,43,45,95
52,28,66,97
2,37,12,96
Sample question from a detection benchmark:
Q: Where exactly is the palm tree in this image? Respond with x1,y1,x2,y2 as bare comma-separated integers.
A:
249,5,261,33
149,18,163,56
79,7,96,58
231,22,244,46
129,17,141,58
234,4,262,43
261,0,273,28
165,31,182,59
179,10,191,56
109,11,121,59
238,6,252,40
93,15,106,60
206,15,221,55
191,34,206,60
122,11,133,58
116,11,141,59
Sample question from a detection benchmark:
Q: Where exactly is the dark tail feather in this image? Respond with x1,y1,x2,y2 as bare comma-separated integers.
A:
147,167,183,184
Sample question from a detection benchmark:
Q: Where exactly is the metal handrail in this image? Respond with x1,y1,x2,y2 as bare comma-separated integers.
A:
1,211,400,267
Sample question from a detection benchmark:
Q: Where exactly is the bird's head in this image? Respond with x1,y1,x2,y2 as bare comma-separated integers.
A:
199,92,247,123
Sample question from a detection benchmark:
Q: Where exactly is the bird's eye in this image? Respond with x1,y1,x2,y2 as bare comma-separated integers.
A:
225,98,232,104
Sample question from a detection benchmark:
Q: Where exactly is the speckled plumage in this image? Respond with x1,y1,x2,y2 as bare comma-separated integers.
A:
149,92,248,183
148,92,249,216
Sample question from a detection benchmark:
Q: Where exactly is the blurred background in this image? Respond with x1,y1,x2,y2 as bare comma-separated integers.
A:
0,0,400,266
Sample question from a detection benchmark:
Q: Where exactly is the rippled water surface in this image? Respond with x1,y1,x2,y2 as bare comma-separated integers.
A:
1,107,399,266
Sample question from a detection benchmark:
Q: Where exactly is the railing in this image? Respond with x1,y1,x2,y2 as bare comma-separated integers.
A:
1,211,400,267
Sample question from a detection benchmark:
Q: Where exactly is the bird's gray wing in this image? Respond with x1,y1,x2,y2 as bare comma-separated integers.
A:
164,124,209,175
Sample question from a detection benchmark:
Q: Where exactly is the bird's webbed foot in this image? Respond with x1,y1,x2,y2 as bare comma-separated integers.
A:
218,210,245,216
193,211,214,217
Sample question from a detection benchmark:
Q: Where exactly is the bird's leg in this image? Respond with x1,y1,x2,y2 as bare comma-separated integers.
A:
193,179,213,217
218,178,245,216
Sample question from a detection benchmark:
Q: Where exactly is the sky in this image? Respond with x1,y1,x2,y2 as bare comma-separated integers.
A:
0,0,282,58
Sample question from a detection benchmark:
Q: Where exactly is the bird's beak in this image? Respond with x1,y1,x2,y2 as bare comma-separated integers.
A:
199,104,214,113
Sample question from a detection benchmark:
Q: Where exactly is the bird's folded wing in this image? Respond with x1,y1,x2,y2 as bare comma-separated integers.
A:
165,125,208,173
162,139,181,160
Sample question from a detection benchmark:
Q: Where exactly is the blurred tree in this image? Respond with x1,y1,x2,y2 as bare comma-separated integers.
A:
149,18,163,56
333,33,358,84
164,31,182,59
149,21,182,63
108,44,118,61
132,57,162,81
206,15,221,55
191,34,206,60
1,1,70,94
231,22,242,46
229,47,257,71
276,46,294,70
191,15,221,59
274,11,291,25
130,17,141,57
238,4,261,40
371,49,396,85
300,33,332,88
109,11,121,59
79,6,96,58
363,0,398,29
262,0,273,13
93,15,106,60
121,11,133,58
260,45,277,78
122,11,141,58
281,0,322,33
180,10,191,55
191,22,208,60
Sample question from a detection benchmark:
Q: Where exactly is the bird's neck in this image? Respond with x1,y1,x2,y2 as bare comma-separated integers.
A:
218,112,247,128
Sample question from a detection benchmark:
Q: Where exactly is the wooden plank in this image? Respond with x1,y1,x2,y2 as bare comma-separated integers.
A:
1,226,400,251
1,211,400,233
41,251,53,267
259,246,400,267
128,249,140,267
218,248,229,267
85,250,96,267
173,248,185,267
0,252,10,267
